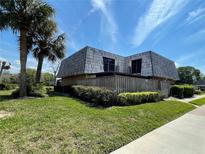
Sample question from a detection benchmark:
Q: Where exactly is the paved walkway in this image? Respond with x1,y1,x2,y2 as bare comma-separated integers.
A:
165,94,205,103
111,105,205,154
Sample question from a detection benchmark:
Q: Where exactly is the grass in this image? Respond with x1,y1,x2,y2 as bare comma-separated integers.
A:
190,97,205,106
0,90,195,153
0,90,14,102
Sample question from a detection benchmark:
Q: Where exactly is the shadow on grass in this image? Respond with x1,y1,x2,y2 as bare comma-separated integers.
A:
47,91,107,109
47,91,70,97
0,94,12,102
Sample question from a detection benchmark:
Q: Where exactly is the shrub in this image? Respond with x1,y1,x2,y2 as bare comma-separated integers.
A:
29,84,48,97
11,84,47,98
170,85,194,98
118,92,160,105
11,88,20,98
194,89,202,95
0,83,6,90
170,85,184,98
0,83,18,90
183,86,194,98
71,85,117,107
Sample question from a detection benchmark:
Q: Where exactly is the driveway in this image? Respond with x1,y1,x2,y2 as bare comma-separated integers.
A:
111,104,205,154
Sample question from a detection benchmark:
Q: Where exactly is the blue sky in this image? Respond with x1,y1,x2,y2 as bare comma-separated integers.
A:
0,0,205,73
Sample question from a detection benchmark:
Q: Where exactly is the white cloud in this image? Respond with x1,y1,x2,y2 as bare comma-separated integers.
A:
186,7,205,24
27,57,37,69
58,26,65,34
15,60,20,65
176,49,204,66
175,50,205,74
8,58,55,74
90,0,118,44
68,37,80,51
0,56,7,61
0,58,19,74
185,28,205,41
198,29,205,34
132,0,188,47
175,62,179,67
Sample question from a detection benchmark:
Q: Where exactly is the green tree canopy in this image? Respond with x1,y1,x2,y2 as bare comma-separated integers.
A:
177,66,204,84
0,0,55,97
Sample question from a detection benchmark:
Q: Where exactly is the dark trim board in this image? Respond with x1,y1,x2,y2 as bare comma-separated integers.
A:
61,72,176,82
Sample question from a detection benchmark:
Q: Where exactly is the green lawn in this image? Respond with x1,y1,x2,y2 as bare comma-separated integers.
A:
190,97,205,106
0,90,195,153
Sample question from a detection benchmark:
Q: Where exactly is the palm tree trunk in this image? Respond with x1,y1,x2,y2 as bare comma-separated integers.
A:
0,62,6,78
19,29,28,97
0,65,4,78
35,54,44,83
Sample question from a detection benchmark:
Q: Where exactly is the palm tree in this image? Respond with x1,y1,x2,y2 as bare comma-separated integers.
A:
32,21,66,83
0,0,54,97
0,61,10,77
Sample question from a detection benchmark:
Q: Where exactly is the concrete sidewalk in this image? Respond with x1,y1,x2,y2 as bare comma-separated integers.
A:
111,105,205,154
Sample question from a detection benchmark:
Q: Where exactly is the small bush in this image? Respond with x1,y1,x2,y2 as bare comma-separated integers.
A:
118,92,160,105
0,83,6,90
0,83,18,90
11,88,20,98
29,84,48,97
170,85,184,98
71,85,117,107
194,89,202,95
183,86,194,98
11,84,47,98
170,85,194,98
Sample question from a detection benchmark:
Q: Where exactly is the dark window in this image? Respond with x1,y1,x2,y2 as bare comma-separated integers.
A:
103,57,115,72
132,59,142,74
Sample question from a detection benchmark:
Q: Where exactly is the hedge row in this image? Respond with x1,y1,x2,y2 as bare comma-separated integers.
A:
55,85,161,107
0,83,18,90
170,85,194,98
118,92,160,105
71,85,117,107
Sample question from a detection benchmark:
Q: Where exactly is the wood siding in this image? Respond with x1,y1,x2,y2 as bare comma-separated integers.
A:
61,74,171,96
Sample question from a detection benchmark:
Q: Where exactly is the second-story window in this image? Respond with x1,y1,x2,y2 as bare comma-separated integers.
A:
103,57,115,72
132,59,142,74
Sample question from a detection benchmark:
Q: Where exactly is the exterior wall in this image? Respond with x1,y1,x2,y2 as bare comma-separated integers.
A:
57,47,87,78
84,47,126,73
57,46,179,81
151,52,179,80
115,75,171,96
125,51,153,76
61,75,116,91
61,75,171,97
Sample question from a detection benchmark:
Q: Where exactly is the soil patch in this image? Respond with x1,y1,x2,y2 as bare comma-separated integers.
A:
0,111,12,119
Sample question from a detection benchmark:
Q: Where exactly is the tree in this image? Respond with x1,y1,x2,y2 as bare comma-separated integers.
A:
0,0,54,97
42,72,54,86
32,21,66,83
25,68,36,85
177,66,204,84
0,60,10,77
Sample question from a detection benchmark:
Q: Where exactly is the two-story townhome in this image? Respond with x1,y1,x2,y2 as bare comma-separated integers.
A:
57,46,179,96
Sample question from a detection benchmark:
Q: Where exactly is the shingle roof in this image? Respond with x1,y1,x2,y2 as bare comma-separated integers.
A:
57,46,179,81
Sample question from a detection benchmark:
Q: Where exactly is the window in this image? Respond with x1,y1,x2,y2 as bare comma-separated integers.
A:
103,57,115,72
132,59,142,74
